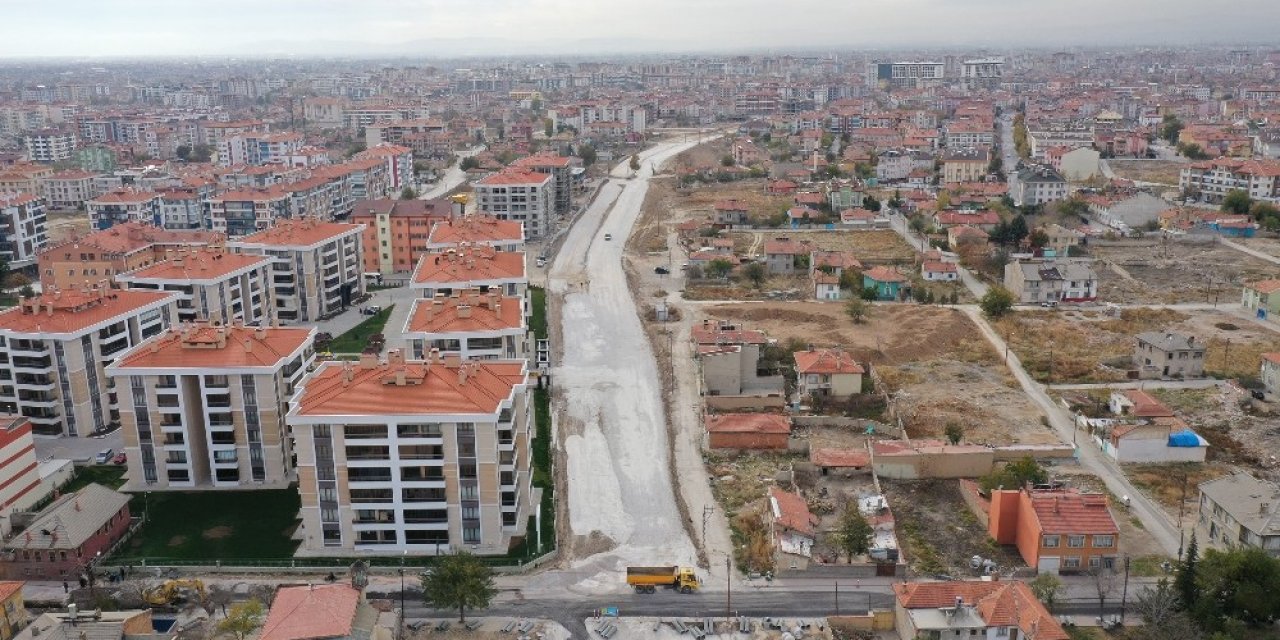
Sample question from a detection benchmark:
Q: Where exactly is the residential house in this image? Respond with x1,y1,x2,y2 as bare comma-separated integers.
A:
706,413,790,450
1042,223,1083,256
1134,332,1206,379
105,324,315,490
940,148,988,184
839,207,884,229
0,288,176,436
117,249,274,325
827,184,865,210
0,483,131,579
947,225,989,249
0,417,42,538
691,320,785,399
10,609,173,640
922,260,958,282
987,487,1120,574
794,347,864,398
259,583,382,640
1197,473,1280,557
1003,259,1098,304
892,580,1069,640
229,220,366,323
402,291,526,361
1013,165,1068,207
762,238,815,275
811,270,840,301
933,210,1001,232
713,200,750,227
288,350,533,554
1262,353,1280,399
1243,280,1280,320
0,581,22,640
863,266,908,301
1091,193,1169,234
767,486,817,570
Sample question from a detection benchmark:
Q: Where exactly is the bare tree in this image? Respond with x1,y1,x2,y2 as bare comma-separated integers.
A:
207,584,234,617
1089,567,1118,621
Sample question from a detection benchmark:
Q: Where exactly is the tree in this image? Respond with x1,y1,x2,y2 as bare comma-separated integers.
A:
944,422,964,445
721,154,735,167
578,144,596,166
1133,578,1181,628
742,262,767,288
0,258,10,297
979,286,1015,318
1089,567,1118,621
1250,201,1280,223
216,599,264,640
979,457,1047,493
1221,189,1252,216
1029,573,1063,612
859,286,878,301
459,156,480,171
422,551,496,623
1161,115,1184,145
887,189,904,211
400,187,418,200
629,154,640,173
833,506,873,562
838,269,861,292
1176,142,1209,160
1191,546,1280,630
1028,230,1050,248
176,145,192,161
845,298,869,324
206,584,234,617
864,196,881,212
543,118,553,138
191,144,213,163
705,259,734,279
19,285,35,299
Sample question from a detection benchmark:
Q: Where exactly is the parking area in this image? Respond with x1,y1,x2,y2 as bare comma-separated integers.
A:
35,431,124,463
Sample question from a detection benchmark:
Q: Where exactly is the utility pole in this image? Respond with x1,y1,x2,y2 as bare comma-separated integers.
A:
834,581,839,616
725,556,731,620
1178,470,1189,559
702,505,713,548
1120,556,1131,625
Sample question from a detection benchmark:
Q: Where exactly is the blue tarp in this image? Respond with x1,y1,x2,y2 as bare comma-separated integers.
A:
1168,430,1203,447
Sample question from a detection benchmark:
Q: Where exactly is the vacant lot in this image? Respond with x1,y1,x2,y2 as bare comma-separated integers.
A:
994,307,1279,383
1152,387,1280,475
117,489,301,561
1092,239,1277,304
1231,236,1280,259
1106,159,1184,186
47,210,90,245
884,480,1024,577
884,360,1058,445
725,229,917,263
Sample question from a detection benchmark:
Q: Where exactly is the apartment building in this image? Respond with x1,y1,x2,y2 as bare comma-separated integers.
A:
943,122,994,149
0,192,48,269
23,129,77,163
0,288,176,436
230,220,366,323
351,198,457,277
37,222,223,291
86,189,162,230
473,169,553,239
218,132,303,166
940,148,989,184
403,291,527,361
1180,158,1280,205
0,165,50,196
106,324,315,490
410,246,527,300
204,187,291,237
1197,472,1280,557
511,153,573,216
156,188,204,230
288,350,534,555
357,144,414,192
40,170,101,209
116,249,274,325
959,58,1005,89
1004,259,1099,304
0,416,42,537
1013,165,1069,206
424,215,524,253
866,61,946,89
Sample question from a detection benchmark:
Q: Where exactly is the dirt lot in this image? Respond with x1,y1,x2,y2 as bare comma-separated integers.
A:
725,229,917,263
1091,239,1277,304
1151,387,1280,477
1106,159,1184,186
882,480,1025,577
47,210,90,245
994,307,1280,383
885,360,1059,445
1232,235,1280,259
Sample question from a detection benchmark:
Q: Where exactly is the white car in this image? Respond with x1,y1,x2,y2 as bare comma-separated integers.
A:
94,449,114,464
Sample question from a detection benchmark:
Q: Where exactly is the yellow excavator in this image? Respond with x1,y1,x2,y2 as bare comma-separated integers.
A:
143,579,207,607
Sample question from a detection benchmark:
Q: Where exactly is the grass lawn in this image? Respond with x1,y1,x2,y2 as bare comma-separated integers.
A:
116,489,300,561
327,306,394,354
62,465,127,493
529,286,547,340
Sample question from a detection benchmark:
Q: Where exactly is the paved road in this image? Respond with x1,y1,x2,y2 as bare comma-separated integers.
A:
34,431,123,463
886,212,990,298
419,146,485,200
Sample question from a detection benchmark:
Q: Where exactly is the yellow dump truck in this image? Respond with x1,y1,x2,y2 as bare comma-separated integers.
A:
626,566,699,594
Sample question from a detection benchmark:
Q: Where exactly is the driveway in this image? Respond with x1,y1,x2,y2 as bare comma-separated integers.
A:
35,431,123,463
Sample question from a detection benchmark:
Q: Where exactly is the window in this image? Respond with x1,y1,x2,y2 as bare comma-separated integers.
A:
1067,535,1085,548
1089,556,1101,569
1092,534,1115,548
1062,556,1081,569
1042,535,1060,548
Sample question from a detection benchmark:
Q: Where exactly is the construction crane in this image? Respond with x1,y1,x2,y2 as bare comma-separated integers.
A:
143,579,208,607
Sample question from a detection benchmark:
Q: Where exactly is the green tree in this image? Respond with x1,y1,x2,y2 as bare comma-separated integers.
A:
578,144,596,166
400,187,418,200
459,156,480,171
19,285,35,299
845,297,869,324
705,259,733,279
887,189,904,210
859,286,878,301
629,154,640,173
979,286,1015,318
944,422,964,445
176,145,191,161
1191,546,1280,630
1249,201,1279,222
0,258,9,298
1161,115,1184,144
543,118,553,138
979,457,1047,492
721,154,735,167
1029,573,1063,612
1028,230,1050,248
833,506,873,563
216,599,264,640
864,196,881,212
191,144,213,162
1176,142,1209,160
1221,189,1252,215
838,269,861,292
422,551,496,623
741,262,767,288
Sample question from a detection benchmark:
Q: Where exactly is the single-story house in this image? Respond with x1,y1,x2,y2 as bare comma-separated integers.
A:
706,413,791,450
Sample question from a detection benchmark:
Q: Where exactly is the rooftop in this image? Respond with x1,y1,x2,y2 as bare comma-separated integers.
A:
404,292,523,335
475,168,552,187
259,584,361,640
769,486,817,536
705,413,791,435
411,246,526,286
1026,490,1119,535
233,219,364,249
0,288,174,337
119,249,269,283
427,215,524,248
1136,331,1203,352
110,324,314,371
44,222,222,257
4,483,130,551
893,580,1068,640
794,348,865,375
1199,472,1280,537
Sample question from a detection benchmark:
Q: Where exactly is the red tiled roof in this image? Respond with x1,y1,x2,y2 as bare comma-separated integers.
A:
259,584,360,640
0,289,174,336
923,260,957,273
1027,491,1119,535
810,448,870,468
794,348,864,375
119,250,269,282
476,168,551,186
769,486,817,536
411,246,525,286
893,581,1068,640
0,582,22,602
234,219,363,248
1249,279,1280,294
763,238,815,255
705,413,790,435
428,215,523,247
404,292,523,334
43,222,222,257
89,188,159,205
112,325,313,370
1122,389,1174,418
295,356,526,417
863,265,907,283
1263,352,1280,366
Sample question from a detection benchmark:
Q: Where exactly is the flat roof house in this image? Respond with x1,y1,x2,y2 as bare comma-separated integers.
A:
1197,472,1280,557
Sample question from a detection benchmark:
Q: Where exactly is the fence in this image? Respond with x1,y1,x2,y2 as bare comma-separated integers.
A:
100,549,559,576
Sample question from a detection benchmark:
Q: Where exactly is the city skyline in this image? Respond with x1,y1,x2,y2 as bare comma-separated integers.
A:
2,0,1279,58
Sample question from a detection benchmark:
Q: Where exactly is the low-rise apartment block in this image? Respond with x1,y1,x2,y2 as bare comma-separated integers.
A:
106,324,315,490
352,198,457,277
0,288,176,435
288,350,534,555
410,246,527,300
988,487,1120,574
23,129,77,163
403,291,527,361
1180,158,1280,205
0,192,48,269
1013,165,1069,207
37,222,223,291
1197,472,1280,557
425,216,524,253
87,189,162,230
940,148,988,184
230,220,366,323
117,249,274,325
473,169,553,239
40,170,101,209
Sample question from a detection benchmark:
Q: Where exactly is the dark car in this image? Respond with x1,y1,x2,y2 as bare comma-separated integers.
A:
654,266,670,275
112,452,127,465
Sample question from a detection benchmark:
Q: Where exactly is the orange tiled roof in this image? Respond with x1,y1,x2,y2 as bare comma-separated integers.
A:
0,288,174,336
1249,279,1280,294
863,265,907,283
1027,490,1119,535
89,188,158,205
0,582,22,602
112,324,313,370
475,168,551,186
794,348,864,375
43,222,223,256
769,486,817,536
810,448,870,468
428,215,523,247
294,355,526,417
404,292,523,334
1263,352,1280,366
705,413,790,434
234,219,363,248
893,580,1068,640
411,246,526,286
259,584,360,640
120,249,269,282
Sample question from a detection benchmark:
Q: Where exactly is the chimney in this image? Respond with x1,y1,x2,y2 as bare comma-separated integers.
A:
387,348,405,365
1054,497,1060,514
457,364,469,385
359,353,378,369
457,304,472,318
243,338,253,353
394,368,407,386
429,348,442,363
443,353,461,369
1262,502,1271,515
255,326,266,340
955,596,963,609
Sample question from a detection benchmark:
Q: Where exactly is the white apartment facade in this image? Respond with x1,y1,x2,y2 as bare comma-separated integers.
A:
24,129,77,163
1180,158,1280,205
106,324,315,490
473,170,553,239
116,249,275,325
40,170,101,209
229,220,366,323
403,292,528,361
0,191,49,268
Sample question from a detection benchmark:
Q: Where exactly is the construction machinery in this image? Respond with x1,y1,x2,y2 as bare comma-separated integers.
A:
143,579,207,607
625,566,699,594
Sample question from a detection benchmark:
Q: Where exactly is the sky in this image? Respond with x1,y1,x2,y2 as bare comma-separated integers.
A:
2,0,1278,58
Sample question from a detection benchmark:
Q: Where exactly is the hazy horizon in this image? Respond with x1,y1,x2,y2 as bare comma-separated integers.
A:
3,0,1279,59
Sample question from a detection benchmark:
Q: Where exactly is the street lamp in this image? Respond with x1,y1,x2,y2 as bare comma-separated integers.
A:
398,550,408,640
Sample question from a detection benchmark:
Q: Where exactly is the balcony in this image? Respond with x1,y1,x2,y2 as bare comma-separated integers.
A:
348,469,393,483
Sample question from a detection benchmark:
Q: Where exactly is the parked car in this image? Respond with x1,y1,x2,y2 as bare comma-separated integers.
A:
363,305,382,315
604,233,613,241
654,266,670,275
94,449,114,464
535,257,546,268
112,452,127,465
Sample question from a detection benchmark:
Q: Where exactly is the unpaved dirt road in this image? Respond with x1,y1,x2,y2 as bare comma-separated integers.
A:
547,139,710,593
